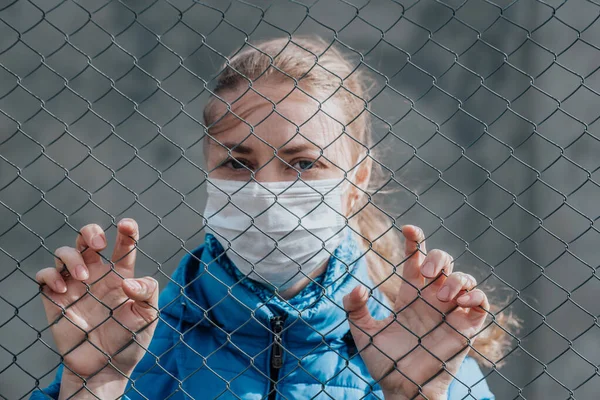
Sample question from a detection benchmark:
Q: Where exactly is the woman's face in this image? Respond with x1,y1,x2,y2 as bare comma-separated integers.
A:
203,83,370,298
204,83,357,183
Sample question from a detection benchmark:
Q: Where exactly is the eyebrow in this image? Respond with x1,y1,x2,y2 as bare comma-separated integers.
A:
210,141,254,154
209,140,322,156
278,143,322,155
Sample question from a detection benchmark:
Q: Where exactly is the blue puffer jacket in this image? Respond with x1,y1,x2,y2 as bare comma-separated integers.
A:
32,234,494,399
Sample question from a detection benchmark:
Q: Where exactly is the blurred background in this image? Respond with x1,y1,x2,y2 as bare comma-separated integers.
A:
1,0,599,398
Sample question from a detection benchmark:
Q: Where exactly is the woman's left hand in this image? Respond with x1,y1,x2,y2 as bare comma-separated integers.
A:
344,225,489,400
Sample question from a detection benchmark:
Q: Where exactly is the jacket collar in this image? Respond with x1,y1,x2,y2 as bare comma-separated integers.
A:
159,233,385,344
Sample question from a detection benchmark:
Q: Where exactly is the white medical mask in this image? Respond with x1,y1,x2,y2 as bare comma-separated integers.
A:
203,178,351,291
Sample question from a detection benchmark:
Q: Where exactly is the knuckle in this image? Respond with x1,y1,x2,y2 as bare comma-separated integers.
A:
35,269,47,282
146,276,158,284
37,268,57,283
428,249,444,259
120,227,136,239
54,246,71,258
143,309,160,325
118,232,137,247
451,273,464,284
143,277,158,291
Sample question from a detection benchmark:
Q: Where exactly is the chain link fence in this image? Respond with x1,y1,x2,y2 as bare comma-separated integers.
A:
1,0,600,398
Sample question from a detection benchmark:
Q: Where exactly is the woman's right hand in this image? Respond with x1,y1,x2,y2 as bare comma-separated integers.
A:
36,219,159,398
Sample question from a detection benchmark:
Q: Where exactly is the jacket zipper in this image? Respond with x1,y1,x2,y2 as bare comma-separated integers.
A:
268,315,286,400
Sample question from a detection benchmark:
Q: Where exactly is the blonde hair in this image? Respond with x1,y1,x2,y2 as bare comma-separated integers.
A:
203,36,519,367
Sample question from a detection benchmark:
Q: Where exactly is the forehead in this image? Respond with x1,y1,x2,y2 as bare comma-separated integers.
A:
206,84,346,150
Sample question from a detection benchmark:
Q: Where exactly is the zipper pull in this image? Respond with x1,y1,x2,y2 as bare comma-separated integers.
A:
270,316,285,369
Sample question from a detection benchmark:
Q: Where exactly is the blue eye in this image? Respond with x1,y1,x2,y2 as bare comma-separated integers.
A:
294,160,316,171
230,160,245,169
225,158,252,170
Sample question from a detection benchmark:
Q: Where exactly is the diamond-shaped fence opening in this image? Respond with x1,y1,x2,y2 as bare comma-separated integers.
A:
1,0,599,399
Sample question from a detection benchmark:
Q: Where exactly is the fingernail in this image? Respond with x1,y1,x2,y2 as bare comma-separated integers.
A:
120,219,134,230
125,279,142,293
458,293,471,304
55,280,67,293
422,262,435,277
438,286,450,301
92,235,105,249
75,265,88,280
359,285,369,299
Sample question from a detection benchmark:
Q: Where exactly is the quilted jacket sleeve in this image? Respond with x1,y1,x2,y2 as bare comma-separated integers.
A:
29,364,65,400
29,363,133,400
123,315,182,399
29,316,180,400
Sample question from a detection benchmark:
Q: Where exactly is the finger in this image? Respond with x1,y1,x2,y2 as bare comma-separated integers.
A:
401,225,427,283
457,289,489,315
344,285,376,336
421,249,454,280
437,273,476,302
122,277,159,324
54,246,89,281
112,218,139,275
36,267,67,294
36,268,68,324
75,224,107,265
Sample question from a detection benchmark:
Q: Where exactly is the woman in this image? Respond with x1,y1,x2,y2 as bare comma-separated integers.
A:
33,37,511,399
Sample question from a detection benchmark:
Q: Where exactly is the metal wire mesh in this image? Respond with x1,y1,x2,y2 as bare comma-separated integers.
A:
1,0,600,399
